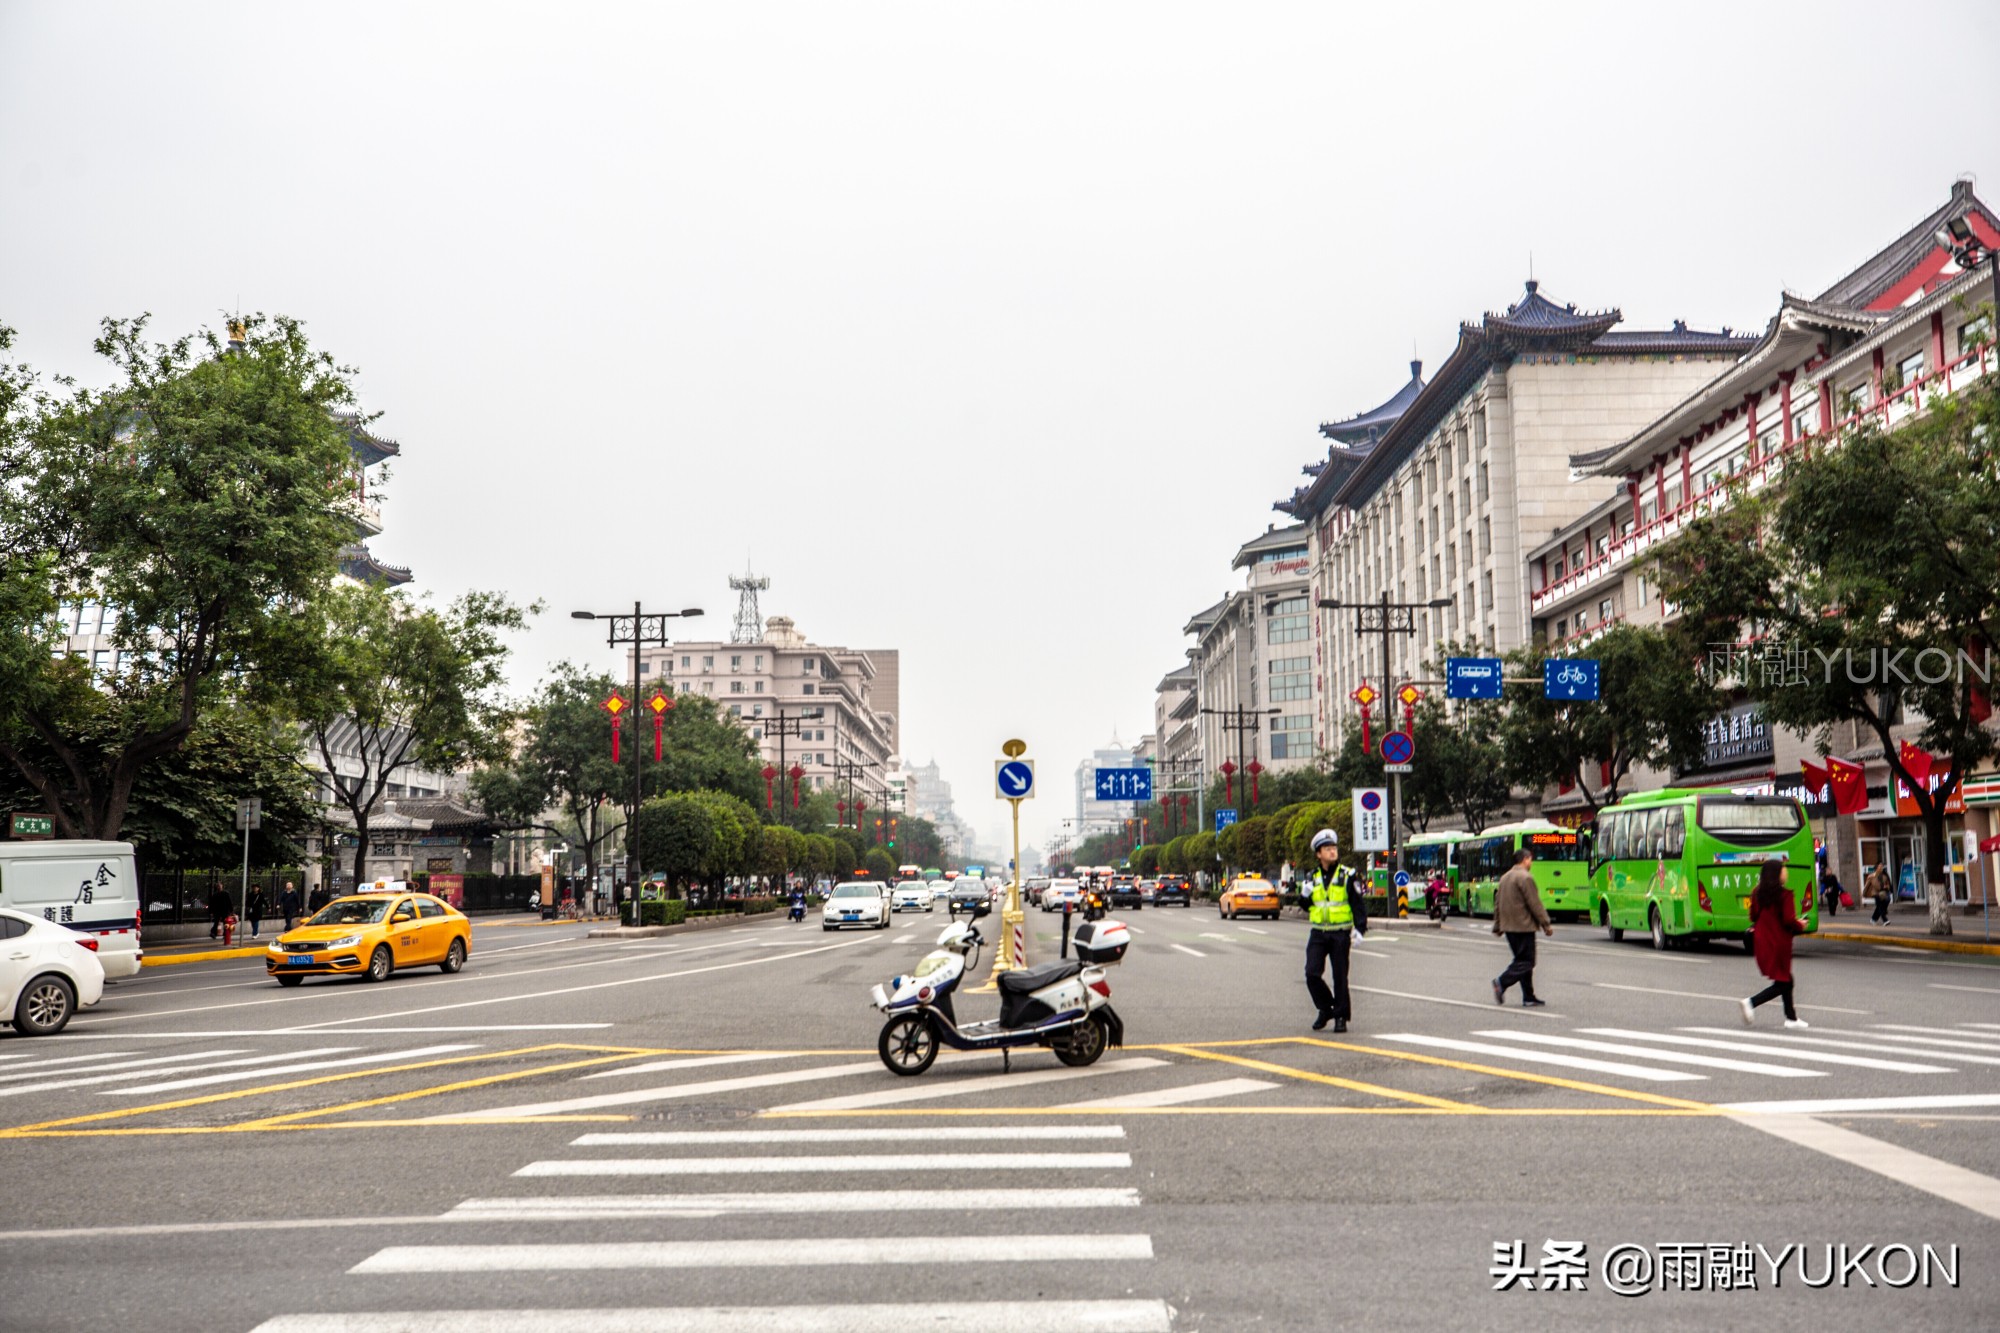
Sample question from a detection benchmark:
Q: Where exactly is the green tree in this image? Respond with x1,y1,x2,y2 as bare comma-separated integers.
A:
0,314,358,839
644,693,764,810
1654,375,2000,934
862,846,897,880
634,792,715,894
471,664,625,902
1130,845,1160,876
1497,623,1719,812
288,582,532,883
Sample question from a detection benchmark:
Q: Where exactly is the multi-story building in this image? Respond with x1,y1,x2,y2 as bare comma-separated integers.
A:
900,757,974,858
1283,285,1756,756
637,614,898,799
1180,524,1317,785
1532,180,2000,906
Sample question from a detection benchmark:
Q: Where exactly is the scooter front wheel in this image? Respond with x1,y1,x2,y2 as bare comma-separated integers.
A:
1051,1012,1110,1067
878,1013,940,1076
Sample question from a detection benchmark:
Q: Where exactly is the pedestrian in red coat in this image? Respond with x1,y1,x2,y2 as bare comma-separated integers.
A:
1740,860,1807,1028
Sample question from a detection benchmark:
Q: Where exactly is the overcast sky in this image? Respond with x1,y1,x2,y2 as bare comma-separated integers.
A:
5,2,1997,851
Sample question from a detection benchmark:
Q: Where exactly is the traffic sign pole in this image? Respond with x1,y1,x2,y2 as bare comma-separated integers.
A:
982,742,1033,986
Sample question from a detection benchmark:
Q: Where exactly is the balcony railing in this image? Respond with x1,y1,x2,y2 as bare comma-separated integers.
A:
1530,341,1994,615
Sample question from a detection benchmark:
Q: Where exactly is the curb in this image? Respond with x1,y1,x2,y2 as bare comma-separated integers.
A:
1814,930,2000,957
140,946,267,967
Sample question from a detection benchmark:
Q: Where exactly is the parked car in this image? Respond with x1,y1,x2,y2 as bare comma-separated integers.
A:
823,882,891,930
1219,877,1282,920
0,907,106,1036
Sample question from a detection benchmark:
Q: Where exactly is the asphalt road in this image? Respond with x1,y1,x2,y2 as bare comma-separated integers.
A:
2,903,1997,1331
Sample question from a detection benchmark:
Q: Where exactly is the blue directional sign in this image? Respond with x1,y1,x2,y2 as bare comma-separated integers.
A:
995,759,1035,800
1214,807,1239,833
1380,731,1415,765
1544,658,1601,701
1393,870,1410,888
1446,656,1504,699
1094,767,1154,802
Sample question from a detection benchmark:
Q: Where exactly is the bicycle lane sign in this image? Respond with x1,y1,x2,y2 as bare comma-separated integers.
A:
1543,658,1600,701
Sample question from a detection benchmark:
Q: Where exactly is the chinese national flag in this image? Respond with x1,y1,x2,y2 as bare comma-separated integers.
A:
1825,756,1868,815
1800,759,1829,798
1896,740,1934,787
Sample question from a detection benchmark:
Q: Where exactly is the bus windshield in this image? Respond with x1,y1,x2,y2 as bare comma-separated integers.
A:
1696,797,1804,846
1524,830,1583,862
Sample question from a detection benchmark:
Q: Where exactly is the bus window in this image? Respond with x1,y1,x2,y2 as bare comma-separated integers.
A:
1696,797,1803,846
1660,807,1685,858
1601,814,1623,861
1644,809,1667,859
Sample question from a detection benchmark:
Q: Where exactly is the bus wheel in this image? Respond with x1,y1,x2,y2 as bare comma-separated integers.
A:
1600,903,1623,942
1648,907,1669,951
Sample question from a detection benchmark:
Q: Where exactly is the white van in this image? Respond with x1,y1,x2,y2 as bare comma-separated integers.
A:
0,840,143,978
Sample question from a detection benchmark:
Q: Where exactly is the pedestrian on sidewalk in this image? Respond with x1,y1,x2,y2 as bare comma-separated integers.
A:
206,882,233,940
1820,870,1841,919
1741,860,1808,1029
307,883,330,914
279,881,300,931
1298,828,1366,1033
245,884,267,939
1868,866,1893,923
1490,848,1553,1008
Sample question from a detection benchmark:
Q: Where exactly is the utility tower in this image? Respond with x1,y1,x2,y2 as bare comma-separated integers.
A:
729,566,769,644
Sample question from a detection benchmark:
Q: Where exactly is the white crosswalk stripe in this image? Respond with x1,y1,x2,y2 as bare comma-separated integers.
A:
1375,1033,1703,1081
0,1048,358,1099
1471,1031,1824,1078
103,1045,476,1095
569,1126,1127,1145
515,1152,1134,1177
352,1234,1153,1272
249,1301,1176,1331
1679,1027,2000,1066
768,1057,1168,1112
1576,1028,1957,1073
441,1188,1142,1220
1863,1026,2000,1052
0,1048,251,1081
1059,1077,1279,1109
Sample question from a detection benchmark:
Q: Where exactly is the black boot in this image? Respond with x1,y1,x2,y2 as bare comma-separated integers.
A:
1332,1018,1348,1033
1311,1009,1332,1031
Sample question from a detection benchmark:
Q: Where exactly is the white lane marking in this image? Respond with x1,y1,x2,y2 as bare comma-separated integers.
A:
1171,944,1207,958
1352,985,1564,1018
0,1049,243,1078
478,938,594,956
1866,1025,2000,1050
351,1234,1154,1274
1592,982,1867,1015
287,934,879,1030
19,1027,611,1038
570,1126,1128,1145
1726,1111,2000,1221
1577,1029,1955,1074
514,1153,1134,1178
580,1052,803,1081
1124,926,1144,935
105,1044,475,1094
768,1058,1169,1113
893,934,916,943
1238,926,1270,935
1375,1034,1702,1082
1351,948,1390,959
445,1188,1142,1219
0,1049,353,1099
1058,1077,1279,1109
432,1060,885,1121
1679,1027,2000,1067
249,1300,1176,1332
1937,988,2000,997
1473,1031,1823,1078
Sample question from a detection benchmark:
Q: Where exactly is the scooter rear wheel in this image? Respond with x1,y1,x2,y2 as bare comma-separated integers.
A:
1051,1013,1109,1067
878,1013,940,1076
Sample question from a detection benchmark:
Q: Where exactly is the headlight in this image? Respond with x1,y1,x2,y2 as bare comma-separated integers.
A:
325,934,362,948
268,941,286,952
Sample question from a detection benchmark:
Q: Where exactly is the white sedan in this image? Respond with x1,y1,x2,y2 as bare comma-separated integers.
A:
1,907,106,1036
822,883,891,931
891,884,933,913
1040,879,1083,912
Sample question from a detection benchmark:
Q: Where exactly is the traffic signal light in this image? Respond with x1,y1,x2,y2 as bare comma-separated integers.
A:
888,817,897,848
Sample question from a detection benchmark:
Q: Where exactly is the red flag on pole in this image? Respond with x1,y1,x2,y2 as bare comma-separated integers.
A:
1896,740,1934,787
1800,758,1829,799
1826,756,1868,815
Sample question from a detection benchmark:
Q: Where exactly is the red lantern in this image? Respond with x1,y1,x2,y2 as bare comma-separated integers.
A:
1219,760,1236,806
646,689,674,761
762,764,778,810
600,691,629,764
1247,760,1264,806
789,764,805,808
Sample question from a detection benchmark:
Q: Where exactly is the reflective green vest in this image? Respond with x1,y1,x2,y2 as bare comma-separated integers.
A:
1309,867,1354,930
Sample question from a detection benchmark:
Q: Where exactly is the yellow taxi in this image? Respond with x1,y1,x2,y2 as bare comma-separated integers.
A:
1218,876,1282,921
266,886,471,987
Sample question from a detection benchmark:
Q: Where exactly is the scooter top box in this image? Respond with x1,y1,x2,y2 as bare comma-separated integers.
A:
1072,918,1129,965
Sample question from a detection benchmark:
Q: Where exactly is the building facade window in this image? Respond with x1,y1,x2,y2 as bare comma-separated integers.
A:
1270,714,1315,760
702,655,714,671
1268,655,1311,702
730,681,744,694
802,683,814,694
1267,597,1309,644
754,680,764,693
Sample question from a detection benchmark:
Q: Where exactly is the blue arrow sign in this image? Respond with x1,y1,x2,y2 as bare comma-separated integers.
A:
1543,658,1601,701
996,760,1035,799
1093,767,1153,802
1446,656,1504,699
1214,808,1239,833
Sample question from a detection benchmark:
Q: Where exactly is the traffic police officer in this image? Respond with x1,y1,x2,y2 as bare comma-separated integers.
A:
1300,828,1368,1032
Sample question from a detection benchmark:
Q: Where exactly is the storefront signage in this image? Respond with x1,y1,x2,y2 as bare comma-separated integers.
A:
1895,770,1966,817
1699,703,1773,769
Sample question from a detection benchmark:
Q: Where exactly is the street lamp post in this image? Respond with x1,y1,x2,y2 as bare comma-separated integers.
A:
571,602,703,911
1200,704,1280,818
757,705,825,829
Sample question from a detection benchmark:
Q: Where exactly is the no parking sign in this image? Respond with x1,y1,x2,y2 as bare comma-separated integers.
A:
1353,787,1389,851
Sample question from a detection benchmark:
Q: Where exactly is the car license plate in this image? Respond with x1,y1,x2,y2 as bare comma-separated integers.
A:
288,954,313,965
842,913,859,920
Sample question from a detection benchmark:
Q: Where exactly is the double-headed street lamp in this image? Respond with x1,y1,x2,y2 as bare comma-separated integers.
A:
1198,704,1280,814
571,602,703,904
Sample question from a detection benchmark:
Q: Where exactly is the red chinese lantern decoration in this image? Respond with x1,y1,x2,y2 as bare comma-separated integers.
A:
600,690,629,764
836,799,848,825
1350,682,1379,753
1219,760,1236,805
1247,760,1264,806
646,689,674,761
788,764,805,808
762,765,778,810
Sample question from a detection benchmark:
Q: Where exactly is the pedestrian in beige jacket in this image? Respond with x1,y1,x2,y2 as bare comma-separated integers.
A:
1490,848,1553,1008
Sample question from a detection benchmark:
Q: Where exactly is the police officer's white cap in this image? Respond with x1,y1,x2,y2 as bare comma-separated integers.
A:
1311,828,1339,851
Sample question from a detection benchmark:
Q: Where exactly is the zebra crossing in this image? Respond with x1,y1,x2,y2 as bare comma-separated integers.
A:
1374,1019,2000,1098
245,1123,1178,1332
0,1041,478,1104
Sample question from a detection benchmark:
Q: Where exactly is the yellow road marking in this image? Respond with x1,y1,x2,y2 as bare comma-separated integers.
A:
236,1050,693,1128
1156,1044,1475,1111
1288,1037,1714,1110
139,947,268,967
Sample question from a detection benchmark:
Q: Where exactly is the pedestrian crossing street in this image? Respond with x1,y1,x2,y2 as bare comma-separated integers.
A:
244,1124,1178,1333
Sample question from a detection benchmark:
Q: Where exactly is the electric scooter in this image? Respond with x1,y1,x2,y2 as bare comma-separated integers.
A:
869,903,1128,1076
789,893,807,923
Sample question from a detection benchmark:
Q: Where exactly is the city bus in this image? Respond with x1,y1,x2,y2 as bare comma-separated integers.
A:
1586,788,1817,950
1452,820,1592,919
1402,831,1469,911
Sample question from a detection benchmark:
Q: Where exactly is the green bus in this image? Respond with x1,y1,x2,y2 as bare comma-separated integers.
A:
1402,831,1469,910
1586,789,1817,949
1453,820,1593,919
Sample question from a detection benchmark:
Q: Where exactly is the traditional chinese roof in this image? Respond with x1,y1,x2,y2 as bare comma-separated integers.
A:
1815,178,2000,312
391,798,496,832
1321,360,1426,446
1155,664,1195,693
1231,523,1309,569
1182,597,1229,636
338,413,402,468
1477,281,1621,352
340,544,414,587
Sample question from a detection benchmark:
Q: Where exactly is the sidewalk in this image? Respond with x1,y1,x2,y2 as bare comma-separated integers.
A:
135,913,620,967
1813,903,2000,956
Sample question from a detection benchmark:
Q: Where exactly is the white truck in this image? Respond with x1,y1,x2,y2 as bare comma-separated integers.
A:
0,839,144,978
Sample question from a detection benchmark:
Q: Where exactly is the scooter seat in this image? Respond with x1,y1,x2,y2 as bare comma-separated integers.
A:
998,959,1083,994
